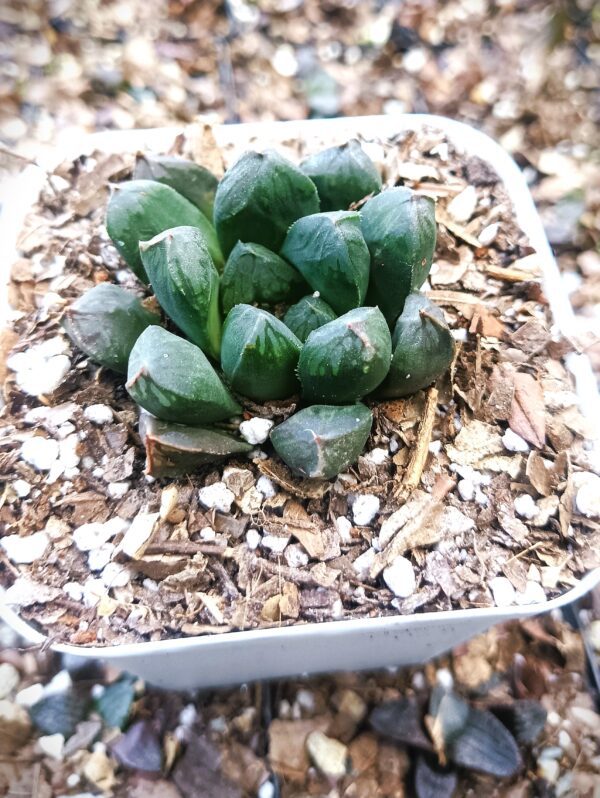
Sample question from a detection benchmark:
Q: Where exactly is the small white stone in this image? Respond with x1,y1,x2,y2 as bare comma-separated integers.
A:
256,475,276,498
118,511,158,558
502,428,530,453
574,472,600,518
43,670,72,697
403,47,427,73
100,562,131,588
383,556,416,598
59,434,80,469
538,756,560,784
261,535,289,555
352,547,376,581
63,582,84,601
515,580,547,606
0,663,20,699
364,447,388,465
352,494,380,526
335,516,353,544
436,668,454,690
258,779,276,798
515,493,539,520
1,531,49,564
82,578,106,608
489,576,516,607
199,526,216,542
38,733,64,760
16,683,44,707
13,479,31,498
478,222,499,246
107,481,130,500
428,440,442,455
457,478,475,502
73,517,129,551
389,437,399,454
20,437,59,471
447,185,477,223
284,544,309,568
8,339,71,396
88,543,115,572
306,730,348,780
83,404,113,425
239,417,274,445
246,528,261,550
198,482,235,513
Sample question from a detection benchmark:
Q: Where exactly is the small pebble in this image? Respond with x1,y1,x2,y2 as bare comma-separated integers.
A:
383,556,416,598
428,440,442,455
1,531,49,564
478,222,499,246
352,494,380,526
306,731,348,780
457,478,475,502
38,733,64,760
43,670,72,696
574,472,600,518
284,544,309,568
13,479,31,498
20,437,59,471
515,493,539,519
16,683,44,707
198,482,235,513
8,337,71,396
503,427,530,453
239,417,274,445
256,475,276,498
258,780,276,798
107,481,130,500
538,757,560,784
199,526,216,542
101,562,131,588
63,582,84,601
246,528,261,550
73,517,129,551
335,516,353,544
0,663,20,699
82,578,106,608
352,547,376,581
88,544,115,572
489,576,516,607
83,404,113,425
447,185,477,223
261,534,289,555
436,668,454,690
364,447,388,465
389,437,399,454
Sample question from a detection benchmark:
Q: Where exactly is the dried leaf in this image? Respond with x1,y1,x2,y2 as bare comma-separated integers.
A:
508,372,545,448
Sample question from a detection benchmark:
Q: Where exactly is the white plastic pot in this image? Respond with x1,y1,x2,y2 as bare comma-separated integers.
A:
1,114,599,690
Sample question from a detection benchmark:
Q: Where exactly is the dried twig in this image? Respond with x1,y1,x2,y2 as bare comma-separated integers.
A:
395,385,438,500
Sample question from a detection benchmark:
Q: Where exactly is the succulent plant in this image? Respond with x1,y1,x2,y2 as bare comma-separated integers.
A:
139,411,252,477
300,139,382,212
281,211,370,316
220,241,308,315
106,179,224,282
221,304,302,401
270,403,373,479
283,294,337,343
127,326,240,425
133,154,218,220
213,150,320,257
298,306,392,403
63,283,160,373
361,187,436,325
379,292,454,398
139,225,221,360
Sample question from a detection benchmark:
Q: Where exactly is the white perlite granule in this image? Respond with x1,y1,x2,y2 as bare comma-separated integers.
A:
383,556,416,598
198,482,235,513
1,531,49,564
83,404,114,425
352,495,380,526
239,417,274,445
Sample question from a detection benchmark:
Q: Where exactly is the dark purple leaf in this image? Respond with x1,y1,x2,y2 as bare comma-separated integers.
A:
29,689,90,737
448,707,522,777
415,754,458,798
111,720,162,773
369,698,432,751
490,700,547,745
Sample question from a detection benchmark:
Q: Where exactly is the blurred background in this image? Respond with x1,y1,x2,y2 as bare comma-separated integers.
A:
1,1,600,796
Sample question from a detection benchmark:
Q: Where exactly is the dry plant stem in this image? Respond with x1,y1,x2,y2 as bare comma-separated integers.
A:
395,385,438,501
484,263,538,282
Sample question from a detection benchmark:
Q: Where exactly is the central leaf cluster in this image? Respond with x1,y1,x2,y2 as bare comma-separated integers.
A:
65,141,455,479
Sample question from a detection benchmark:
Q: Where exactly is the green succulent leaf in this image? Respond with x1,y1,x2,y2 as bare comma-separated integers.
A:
220,241,308,315
139,411,252,478
280,211,370,315
63,283,160,374
213,150,319,257
106,179,224,282
300,139,382,212
283,294,337,343
360,187,436,325
379,292,454,398
298,306,392,403
139,226,221,360
127,326,240,425
220,304,302,401
133,154,218,220
270,403,373,479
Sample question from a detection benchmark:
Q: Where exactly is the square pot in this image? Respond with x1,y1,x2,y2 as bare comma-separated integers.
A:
1,114,599,690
